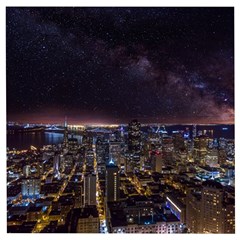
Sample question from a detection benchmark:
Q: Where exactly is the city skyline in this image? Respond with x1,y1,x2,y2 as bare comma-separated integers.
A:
7,119,235,234
5,5,236,236
7,7,234,124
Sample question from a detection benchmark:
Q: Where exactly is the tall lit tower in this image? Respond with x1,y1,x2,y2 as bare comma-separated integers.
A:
192,125,197,139
63,116,69,148
128,119,141,172
53,152,60,178
83,173,96,206
106,161,120,202
128,119,141,153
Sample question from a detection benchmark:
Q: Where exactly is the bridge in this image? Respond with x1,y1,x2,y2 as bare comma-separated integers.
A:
45,125,65,132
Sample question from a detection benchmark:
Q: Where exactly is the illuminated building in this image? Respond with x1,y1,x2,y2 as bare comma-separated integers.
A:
196,166,220,180
23,165,31,178
200,129,214,138
63,153,74,171
172,133,185,152
109,142,122,166
186,190,202,233
128,119,141,171
96,138,109,164
205,148,219,167
192,125,197,138
21,178,41,199
193,135,209,164
106,163,120,202
165,193,186,224
120,125,124,138
53,152,60,177
186,181,235,233
176,148,188,165
150,150,163,173
162,136,174,165
218,149,227,166
86,148,94,167
124,152,134,173
83,173,96,206
226,140,235,162
128,119,141,153
201,180,225,233
63,116,69,148
72,177,83,208
108,201,181,234
82,131,93,147
70,207,99,233
68,136,79,153
223,198,235,233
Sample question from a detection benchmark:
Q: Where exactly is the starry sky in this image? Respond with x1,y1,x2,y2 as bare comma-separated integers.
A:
6,7,234,124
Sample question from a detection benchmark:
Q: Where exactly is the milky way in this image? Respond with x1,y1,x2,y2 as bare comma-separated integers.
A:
6,7,234,124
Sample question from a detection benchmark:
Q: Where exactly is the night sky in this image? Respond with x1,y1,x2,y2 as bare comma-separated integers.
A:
6,7,234,124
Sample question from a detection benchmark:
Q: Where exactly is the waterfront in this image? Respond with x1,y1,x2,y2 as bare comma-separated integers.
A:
7,132,82,150
7,124,234,150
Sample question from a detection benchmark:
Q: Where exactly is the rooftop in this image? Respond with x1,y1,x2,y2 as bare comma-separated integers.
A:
202,180,223,189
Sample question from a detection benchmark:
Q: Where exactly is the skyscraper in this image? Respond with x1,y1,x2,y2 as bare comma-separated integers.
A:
96,138,109,164
109,142,122,166
128,119,141,153
192,125,197,138
53,152,60,177
106,163,119,202
63,116,69,148
128,119,141,172
83,173,96,206
150,151,163,173
201,180,224,233
186,181,235,233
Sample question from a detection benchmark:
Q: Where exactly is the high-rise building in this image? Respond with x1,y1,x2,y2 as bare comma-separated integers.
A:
53,153,60,177
172,132,185,152
63,116,69,148
72,181,83,208
186,181,235,233
201,180,224,233
192,125,197,138
162,136,174,165
186,190,202,233
21,178,41,199
83,173,96,206
223,198,235,233
150,151,163,173
106,163,120,202
96,138,109,164
193,135,209,164
86,148,94,168
165,193,186,224
128,119,141,171
109,142,122,166
68,136,79,153
128,119,141,153
205,148,219,167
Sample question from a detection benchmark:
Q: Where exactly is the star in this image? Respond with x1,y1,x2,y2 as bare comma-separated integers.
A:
6,7,234,124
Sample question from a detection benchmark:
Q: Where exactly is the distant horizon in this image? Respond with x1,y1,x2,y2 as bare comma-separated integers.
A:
7,118,235,126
